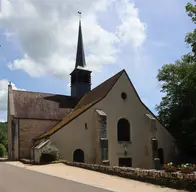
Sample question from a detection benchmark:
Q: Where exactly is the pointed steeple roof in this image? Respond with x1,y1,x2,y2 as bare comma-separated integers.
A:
75,19,86,68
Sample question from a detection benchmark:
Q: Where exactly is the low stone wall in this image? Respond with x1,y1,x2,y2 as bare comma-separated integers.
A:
20,158,34,164
52,160,196,191
0,158,8,162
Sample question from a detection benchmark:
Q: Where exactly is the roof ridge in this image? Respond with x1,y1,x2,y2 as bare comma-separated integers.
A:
88,69,124,94
12,89,75,98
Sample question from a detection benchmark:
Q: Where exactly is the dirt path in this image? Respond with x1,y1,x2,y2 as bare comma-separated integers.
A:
5,162,184,192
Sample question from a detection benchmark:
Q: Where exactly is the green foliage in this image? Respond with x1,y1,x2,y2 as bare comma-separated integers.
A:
0,143,7,157
185,2,196,59
156,2,196,158
186,1,196,24
40,144,60,163
0,122,8,151
156,56,196,155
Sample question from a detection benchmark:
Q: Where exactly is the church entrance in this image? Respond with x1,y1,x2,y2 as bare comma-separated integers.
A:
158,148,164,165
119,158,132,167
73,149,84,163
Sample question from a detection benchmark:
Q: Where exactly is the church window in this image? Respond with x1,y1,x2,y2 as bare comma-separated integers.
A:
117,118,130,142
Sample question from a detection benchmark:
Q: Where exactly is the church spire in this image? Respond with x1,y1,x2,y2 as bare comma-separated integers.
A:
70,12,92,98
75,12,86,68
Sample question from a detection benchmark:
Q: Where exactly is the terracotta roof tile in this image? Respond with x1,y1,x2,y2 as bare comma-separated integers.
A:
13,90,79,120
36,70,124,140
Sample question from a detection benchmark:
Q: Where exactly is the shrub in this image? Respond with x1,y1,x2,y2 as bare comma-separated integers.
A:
40,144,60,164
163,162,177,170
178,163,195,170
0,144,6,157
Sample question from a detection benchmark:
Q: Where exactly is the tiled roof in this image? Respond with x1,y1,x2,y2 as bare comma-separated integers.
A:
36,70,124,140
13,90,80,120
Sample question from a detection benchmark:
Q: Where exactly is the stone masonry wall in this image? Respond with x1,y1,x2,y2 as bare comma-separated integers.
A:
52,160,196,191
20,158,196,191
19,119,59,159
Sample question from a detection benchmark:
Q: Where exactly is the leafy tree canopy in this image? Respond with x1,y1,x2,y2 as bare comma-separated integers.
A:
156,2,196,157
185,1,196,59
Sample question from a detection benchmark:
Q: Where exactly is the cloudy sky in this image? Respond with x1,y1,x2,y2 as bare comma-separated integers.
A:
0,0,195,122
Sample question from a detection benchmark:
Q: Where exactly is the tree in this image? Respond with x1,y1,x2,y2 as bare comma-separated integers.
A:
185,1,196,59
156,2,196,158
0,122,8,151
0,144,6,157
156,56,196,155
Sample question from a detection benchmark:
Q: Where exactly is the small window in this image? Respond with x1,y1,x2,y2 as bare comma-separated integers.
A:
85,123,88,129
121,92,127,100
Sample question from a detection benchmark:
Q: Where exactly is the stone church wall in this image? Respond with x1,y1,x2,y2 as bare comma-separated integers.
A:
19,119,59,159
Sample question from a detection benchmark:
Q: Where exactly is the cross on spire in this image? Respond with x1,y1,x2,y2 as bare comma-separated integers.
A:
78,11,82,20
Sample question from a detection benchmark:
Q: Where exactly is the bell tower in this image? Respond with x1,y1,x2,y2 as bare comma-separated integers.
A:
70,13,92,98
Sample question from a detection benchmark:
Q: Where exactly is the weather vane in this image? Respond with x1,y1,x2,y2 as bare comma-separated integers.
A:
78,11,82,20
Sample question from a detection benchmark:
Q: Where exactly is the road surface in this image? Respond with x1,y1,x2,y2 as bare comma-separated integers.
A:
0,162,112,192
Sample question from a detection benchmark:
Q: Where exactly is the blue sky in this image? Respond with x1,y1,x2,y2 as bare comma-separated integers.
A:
0,0,195,122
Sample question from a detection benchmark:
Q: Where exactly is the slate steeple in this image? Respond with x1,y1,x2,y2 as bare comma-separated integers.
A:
70,13,92,98
75,20,86,68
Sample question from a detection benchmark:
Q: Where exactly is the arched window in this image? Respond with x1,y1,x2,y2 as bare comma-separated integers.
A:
117,118,130,142
73,149,84,163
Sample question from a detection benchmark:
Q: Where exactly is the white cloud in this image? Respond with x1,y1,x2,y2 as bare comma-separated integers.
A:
0,79,24,121
0,79,15,112
115,0,147,48
0,0,146,79
0,79,11,122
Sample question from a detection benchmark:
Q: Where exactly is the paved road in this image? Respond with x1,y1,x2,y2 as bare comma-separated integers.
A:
0,163,113,192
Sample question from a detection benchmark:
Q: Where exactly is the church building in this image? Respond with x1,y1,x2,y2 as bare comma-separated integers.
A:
7,19,178,169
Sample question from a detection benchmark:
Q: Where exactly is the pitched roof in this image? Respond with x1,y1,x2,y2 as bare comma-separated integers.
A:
13,90,80,120
35,70,124,140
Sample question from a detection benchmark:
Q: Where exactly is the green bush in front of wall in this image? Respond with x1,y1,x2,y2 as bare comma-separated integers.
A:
40,144,61,164
0,144,7,157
